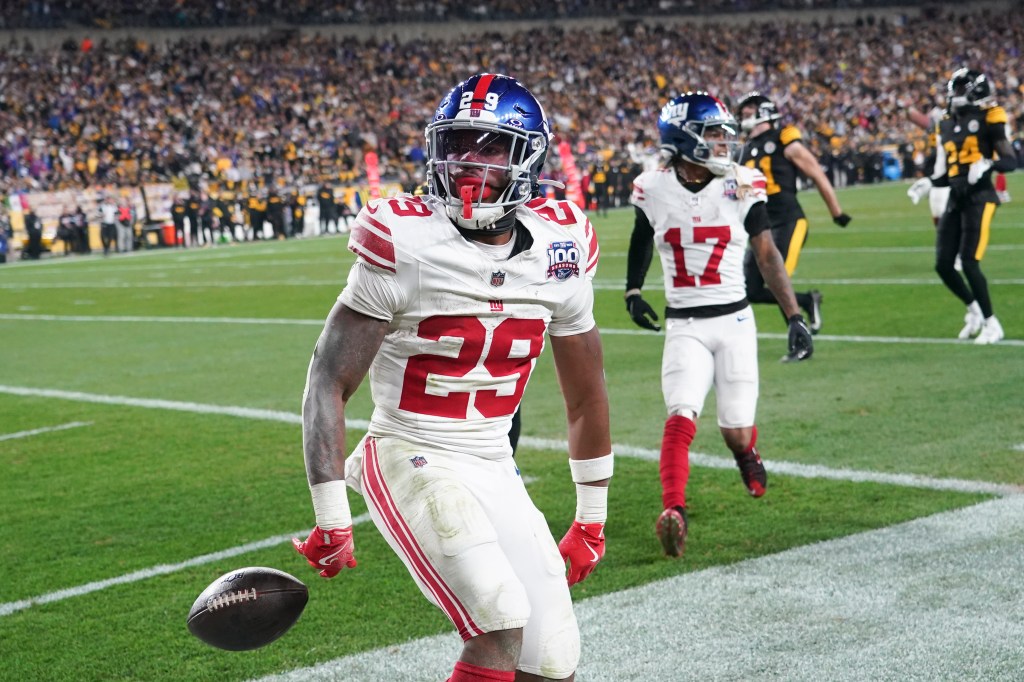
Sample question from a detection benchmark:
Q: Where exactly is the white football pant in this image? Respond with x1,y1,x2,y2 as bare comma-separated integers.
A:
350,435,580,678
661,306,759,428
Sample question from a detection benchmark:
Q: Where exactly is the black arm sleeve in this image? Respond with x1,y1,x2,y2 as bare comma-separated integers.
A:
743,201,771,237
626,206,655,291
993,137,1018,173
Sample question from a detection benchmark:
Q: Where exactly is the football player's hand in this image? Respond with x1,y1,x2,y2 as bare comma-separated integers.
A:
907,177,932,205
292,525,357,578
625,293,661,331
967,158,993,185
558,521,605,586
781,314,813,363
832,213,852,228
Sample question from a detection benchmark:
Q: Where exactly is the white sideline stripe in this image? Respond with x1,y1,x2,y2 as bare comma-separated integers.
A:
0,421,92,442
524,437,1023,497
2,385,1018,499
0,514,371,618
5,313,1023,348
251,495,1024,682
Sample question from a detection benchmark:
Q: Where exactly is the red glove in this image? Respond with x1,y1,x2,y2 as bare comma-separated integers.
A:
557,521,605,586
292,525,357,578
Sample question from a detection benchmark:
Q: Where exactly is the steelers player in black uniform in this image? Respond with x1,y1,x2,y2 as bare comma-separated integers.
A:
932,68,1017,344
736,92,851,334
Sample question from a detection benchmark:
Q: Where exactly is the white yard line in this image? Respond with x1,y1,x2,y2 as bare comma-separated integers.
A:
5,277,1024,289
0,280,344,289
0,515,369,617
0,421,92,442
251,495,1024,682
0,313,323,326
3,313,1023,347
2,385,1015,498
0,384,1018,620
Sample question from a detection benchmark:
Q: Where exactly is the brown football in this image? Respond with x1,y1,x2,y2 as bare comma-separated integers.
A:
187,566,308,651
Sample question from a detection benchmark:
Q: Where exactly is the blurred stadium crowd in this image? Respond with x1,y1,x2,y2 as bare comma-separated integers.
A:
0,0,968,29
0,2,1020,229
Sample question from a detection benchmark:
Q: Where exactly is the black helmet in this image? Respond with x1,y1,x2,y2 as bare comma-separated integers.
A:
736,91,781,132
947,68,995,112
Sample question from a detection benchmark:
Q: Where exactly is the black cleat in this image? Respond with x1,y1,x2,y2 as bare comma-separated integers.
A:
734,448,767,497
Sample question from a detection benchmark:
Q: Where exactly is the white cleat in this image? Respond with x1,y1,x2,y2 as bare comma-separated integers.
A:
958,302,984,340
808,290,824,335
974,316,1005,345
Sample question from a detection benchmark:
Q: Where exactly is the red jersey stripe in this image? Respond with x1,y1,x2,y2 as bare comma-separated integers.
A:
349,215,396,271
585,220,600,273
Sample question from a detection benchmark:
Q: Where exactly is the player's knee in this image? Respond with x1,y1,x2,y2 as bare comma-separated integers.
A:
721,426,754,454
462,628,524,669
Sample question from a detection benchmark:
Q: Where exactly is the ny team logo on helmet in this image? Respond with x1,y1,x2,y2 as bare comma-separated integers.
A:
736,91,781,132
425,73,552,231
658,92,739,177
947,68,995,113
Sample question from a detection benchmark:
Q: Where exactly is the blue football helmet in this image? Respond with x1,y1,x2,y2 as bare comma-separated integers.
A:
425,73,552,231
658,92,739,176
947,68,995,113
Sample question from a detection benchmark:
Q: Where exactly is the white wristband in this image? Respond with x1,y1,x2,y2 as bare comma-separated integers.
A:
575,483,608,523
310,480,352,529
569,453,614,483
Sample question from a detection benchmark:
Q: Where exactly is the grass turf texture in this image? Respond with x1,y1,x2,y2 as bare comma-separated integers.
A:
1,175,1022,680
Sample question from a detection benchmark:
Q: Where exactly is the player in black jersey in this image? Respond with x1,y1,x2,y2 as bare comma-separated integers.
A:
931,68,1017,344
736,93,851,335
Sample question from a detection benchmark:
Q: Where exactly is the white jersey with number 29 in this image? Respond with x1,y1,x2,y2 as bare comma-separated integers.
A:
337,193,599,460
631,163,767,309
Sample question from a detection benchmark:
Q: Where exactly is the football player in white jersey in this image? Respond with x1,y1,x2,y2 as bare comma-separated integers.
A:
624,92,812,558
293,74,612,682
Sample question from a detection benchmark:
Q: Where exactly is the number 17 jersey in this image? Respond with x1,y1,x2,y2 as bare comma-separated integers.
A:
630,163,767,310
337,194,599,460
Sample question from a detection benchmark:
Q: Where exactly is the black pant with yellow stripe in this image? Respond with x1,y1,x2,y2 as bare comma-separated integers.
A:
935,189,999,318
743,214,815,318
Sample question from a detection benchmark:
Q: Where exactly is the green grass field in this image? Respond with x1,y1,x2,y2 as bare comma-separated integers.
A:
1,176,1023,681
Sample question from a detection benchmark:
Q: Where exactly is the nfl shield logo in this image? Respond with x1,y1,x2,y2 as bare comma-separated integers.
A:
490,270,506,287
410,455,427,468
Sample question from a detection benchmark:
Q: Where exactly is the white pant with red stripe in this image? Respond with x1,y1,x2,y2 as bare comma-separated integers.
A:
353,435,580,678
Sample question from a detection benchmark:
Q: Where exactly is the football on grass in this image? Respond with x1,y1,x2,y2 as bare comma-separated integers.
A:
187,566,309,651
